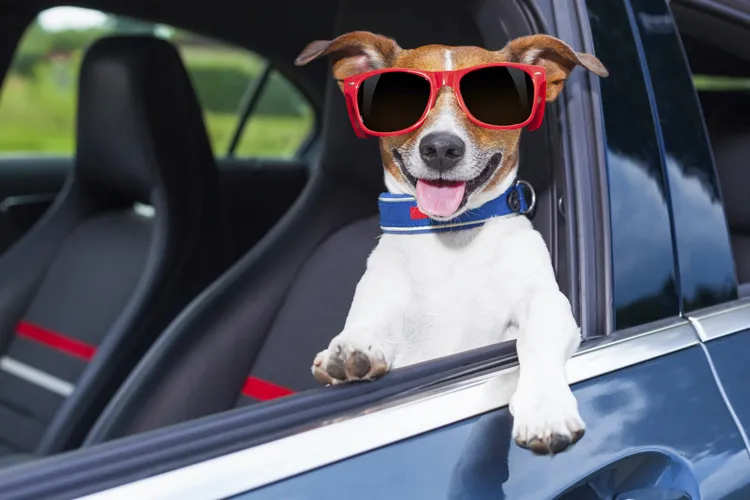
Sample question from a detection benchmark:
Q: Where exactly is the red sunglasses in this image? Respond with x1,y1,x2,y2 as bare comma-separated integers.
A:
340,62,547,138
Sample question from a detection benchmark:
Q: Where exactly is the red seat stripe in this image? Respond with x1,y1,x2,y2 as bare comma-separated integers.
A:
242,376,295,401
16,321,97,361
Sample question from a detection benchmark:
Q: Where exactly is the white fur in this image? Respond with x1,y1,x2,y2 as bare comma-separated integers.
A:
521,48,542,65
443,49,453,70
315,205,584,451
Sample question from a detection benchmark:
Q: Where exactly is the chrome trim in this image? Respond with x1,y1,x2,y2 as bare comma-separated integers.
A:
78,319,698,500
687,297,750,341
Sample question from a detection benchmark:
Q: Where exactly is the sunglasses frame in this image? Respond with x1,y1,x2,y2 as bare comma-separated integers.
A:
340,62,547,138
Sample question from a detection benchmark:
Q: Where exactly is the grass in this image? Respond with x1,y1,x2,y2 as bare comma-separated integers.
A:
205,112,313,158
693,74,750,92
0,48,312,158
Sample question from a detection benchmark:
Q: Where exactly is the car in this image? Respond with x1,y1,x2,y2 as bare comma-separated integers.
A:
0,0,749,498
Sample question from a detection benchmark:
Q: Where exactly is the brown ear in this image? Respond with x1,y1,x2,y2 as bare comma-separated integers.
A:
294,31,401,81
500,34,609,102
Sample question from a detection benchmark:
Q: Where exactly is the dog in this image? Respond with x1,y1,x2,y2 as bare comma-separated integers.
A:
294,31,608,455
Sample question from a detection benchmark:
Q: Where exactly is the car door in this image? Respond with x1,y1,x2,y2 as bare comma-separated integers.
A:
0,6,318,259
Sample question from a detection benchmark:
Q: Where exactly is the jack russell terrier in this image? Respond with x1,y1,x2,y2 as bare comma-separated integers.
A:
295,31,608,455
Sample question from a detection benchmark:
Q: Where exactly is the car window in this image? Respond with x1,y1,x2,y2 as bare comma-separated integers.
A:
0,7,314,159
676,27,750,294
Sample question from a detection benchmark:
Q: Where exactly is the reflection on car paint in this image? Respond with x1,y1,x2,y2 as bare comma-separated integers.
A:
703,332,750,439
238,347,750,499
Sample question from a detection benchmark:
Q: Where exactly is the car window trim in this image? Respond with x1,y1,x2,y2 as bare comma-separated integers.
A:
687,297,750,341
555,0,613,336
227,61,272,157
75,316,700,500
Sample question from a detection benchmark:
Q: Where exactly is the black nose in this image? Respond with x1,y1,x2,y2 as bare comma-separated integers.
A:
419,132,466,173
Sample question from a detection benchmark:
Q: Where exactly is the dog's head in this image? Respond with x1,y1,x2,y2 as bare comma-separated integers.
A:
295,32,607,220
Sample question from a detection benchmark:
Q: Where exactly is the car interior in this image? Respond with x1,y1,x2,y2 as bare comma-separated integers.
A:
672,3,750,297
0,0,581,477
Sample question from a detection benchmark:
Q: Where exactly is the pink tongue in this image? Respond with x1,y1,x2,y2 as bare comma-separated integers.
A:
416,180,467,218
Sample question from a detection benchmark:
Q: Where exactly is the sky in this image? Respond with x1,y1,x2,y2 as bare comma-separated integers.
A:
38,7,108,31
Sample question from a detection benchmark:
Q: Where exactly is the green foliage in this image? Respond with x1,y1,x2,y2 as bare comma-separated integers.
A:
255,71,311,117
12,21,110,79
184,62,310,117
187,64,253,114
0,16,313,157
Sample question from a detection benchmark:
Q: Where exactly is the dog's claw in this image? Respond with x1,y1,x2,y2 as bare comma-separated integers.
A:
571,428,585,444
510,385,585,456
515,429,583,456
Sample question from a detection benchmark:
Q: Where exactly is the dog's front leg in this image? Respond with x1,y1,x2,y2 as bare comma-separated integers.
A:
510,288,584,455
312,257,406,385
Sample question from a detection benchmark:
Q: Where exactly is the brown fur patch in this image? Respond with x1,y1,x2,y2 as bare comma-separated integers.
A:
485,141,520,192
295,32,608,202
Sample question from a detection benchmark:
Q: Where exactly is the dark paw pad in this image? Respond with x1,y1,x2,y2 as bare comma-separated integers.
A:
347,351,371,379
516,429,584,456
548,434,573,454
326,355,347,380
526,438,549,455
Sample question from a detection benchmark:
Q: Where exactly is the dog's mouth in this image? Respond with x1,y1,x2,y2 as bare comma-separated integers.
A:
393,150,501,219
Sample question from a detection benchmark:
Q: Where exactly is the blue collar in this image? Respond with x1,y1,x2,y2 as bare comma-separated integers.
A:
379,182,529,234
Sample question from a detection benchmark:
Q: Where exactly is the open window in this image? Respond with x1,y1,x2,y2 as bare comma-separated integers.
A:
672,2,750,297
0,0,603,496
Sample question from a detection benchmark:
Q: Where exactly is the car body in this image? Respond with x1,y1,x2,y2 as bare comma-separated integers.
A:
0,0,749,499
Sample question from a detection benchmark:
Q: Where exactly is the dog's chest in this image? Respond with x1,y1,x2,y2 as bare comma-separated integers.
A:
374,216,531,360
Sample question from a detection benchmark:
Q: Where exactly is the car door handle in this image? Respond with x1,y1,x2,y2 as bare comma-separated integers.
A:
615,487,691,500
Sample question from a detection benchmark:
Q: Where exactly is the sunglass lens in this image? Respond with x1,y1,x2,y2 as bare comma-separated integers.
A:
357,72,431,133
459,67,535,126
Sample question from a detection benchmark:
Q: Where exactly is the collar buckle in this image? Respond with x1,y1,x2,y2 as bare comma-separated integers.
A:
514,179,537,218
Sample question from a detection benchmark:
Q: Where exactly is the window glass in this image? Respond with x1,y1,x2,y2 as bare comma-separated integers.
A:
235,69,314,158
675,19,750,294
0,7,313,158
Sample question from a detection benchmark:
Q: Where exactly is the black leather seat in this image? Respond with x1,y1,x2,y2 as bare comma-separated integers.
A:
0,36,225,457
85,0,559,441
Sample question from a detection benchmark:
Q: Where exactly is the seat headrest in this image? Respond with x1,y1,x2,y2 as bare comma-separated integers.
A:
75,36,213,202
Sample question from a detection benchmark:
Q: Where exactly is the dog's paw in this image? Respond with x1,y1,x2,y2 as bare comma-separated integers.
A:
510,384,585,456
311,336,389,385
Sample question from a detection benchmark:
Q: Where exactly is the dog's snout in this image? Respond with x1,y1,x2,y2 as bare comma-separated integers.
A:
419,132,465,173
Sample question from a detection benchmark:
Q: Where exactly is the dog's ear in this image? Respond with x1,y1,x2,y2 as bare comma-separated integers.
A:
294,31,401,81
500,34,608,102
